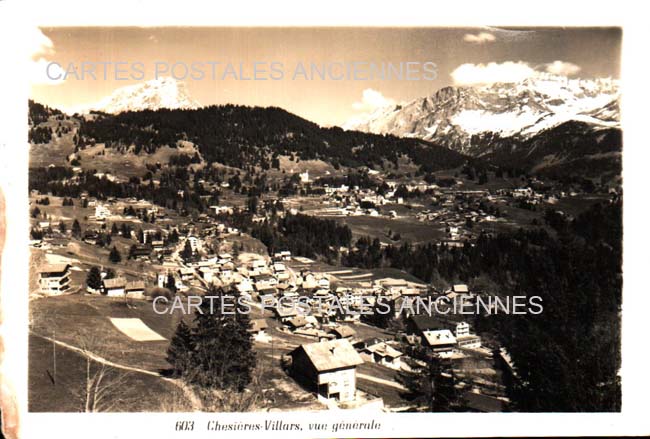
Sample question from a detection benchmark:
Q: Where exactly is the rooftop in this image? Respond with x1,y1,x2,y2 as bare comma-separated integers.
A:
293,338,364,372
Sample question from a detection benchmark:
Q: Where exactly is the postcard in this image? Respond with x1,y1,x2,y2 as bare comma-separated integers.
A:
0,1,647,438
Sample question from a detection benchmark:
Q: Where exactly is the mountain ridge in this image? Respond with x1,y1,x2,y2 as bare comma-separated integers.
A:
344,75,620,156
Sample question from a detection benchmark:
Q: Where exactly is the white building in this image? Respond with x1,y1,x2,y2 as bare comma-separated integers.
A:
104,277,127,297
289,339,363,403
39,264,71,295
95,204,111,220
187,236,199,252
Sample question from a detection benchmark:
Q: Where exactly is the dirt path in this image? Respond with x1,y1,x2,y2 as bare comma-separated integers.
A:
31,332,203,410
357,373,407,391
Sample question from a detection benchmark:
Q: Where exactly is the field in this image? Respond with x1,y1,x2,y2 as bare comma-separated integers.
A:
29,334,186,412
28,294,330,411
337,215,445,245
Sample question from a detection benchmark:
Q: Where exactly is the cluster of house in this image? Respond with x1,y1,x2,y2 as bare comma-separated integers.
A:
158,250,237,292
313,179,439,218
37,262,146,299
100,277,147,298
281,304,482,405
405,314,482,353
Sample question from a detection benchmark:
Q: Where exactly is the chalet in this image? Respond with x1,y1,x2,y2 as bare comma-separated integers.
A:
287,316,311,330
82,230,101,245
289,339,363,402
178,267,195,282
421,329,457,352
358,342,403,370
273,262,286,273
125,280,146,299
257,286,278,297
219,265,234,280
456,333,482,349
236,278,254,294
129,244,151,258
273,251,292,261
187,236,199,252
301,274,319,290
406,314,447,336
276,283,293,293
210,205,234,215
254,274,277,290
451,284,469,294
39,264,71,295
249,319,269,341
104,277,127,297
379,278,409,296
199,267,215,284
294,328,334,342
250,258,268,272
218,253,233,264
317,277,330,290
329,325,356,341
273,305,299,323
95,204,110,220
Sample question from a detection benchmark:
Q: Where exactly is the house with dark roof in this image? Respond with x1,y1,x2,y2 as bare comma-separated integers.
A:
249,319,269,341
406,314,447,336
289,339,364,402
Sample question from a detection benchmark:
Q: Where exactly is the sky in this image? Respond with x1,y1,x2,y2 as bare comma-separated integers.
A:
29,27,621,126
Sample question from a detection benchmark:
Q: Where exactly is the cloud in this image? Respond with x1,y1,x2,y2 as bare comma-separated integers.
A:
451,60,583,86
30,58,66,86
351,88,395,113
28,27,65,86
29,27,55,59
463,32,496,44
451,61,537,85
545,60,581,76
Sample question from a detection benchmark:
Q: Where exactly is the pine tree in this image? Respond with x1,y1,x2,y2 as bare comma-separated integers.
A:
247,195,258,214
128,244,137,260
180,239,194,262
72,219,82,237
165,273,177,293
170,287,256,391
86,266,102,291
109,246,122,263
398,350,463,412
166,320,193,377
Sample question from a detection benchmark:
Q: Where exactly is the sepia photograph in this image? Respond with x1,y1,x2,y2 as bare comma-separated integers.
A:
25,26,622,414
1,2,648,438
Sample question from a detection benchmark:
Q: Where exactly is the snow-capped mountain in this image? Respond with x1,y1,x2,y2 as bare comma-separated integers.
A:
344,75,620,157
67,77,200,115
